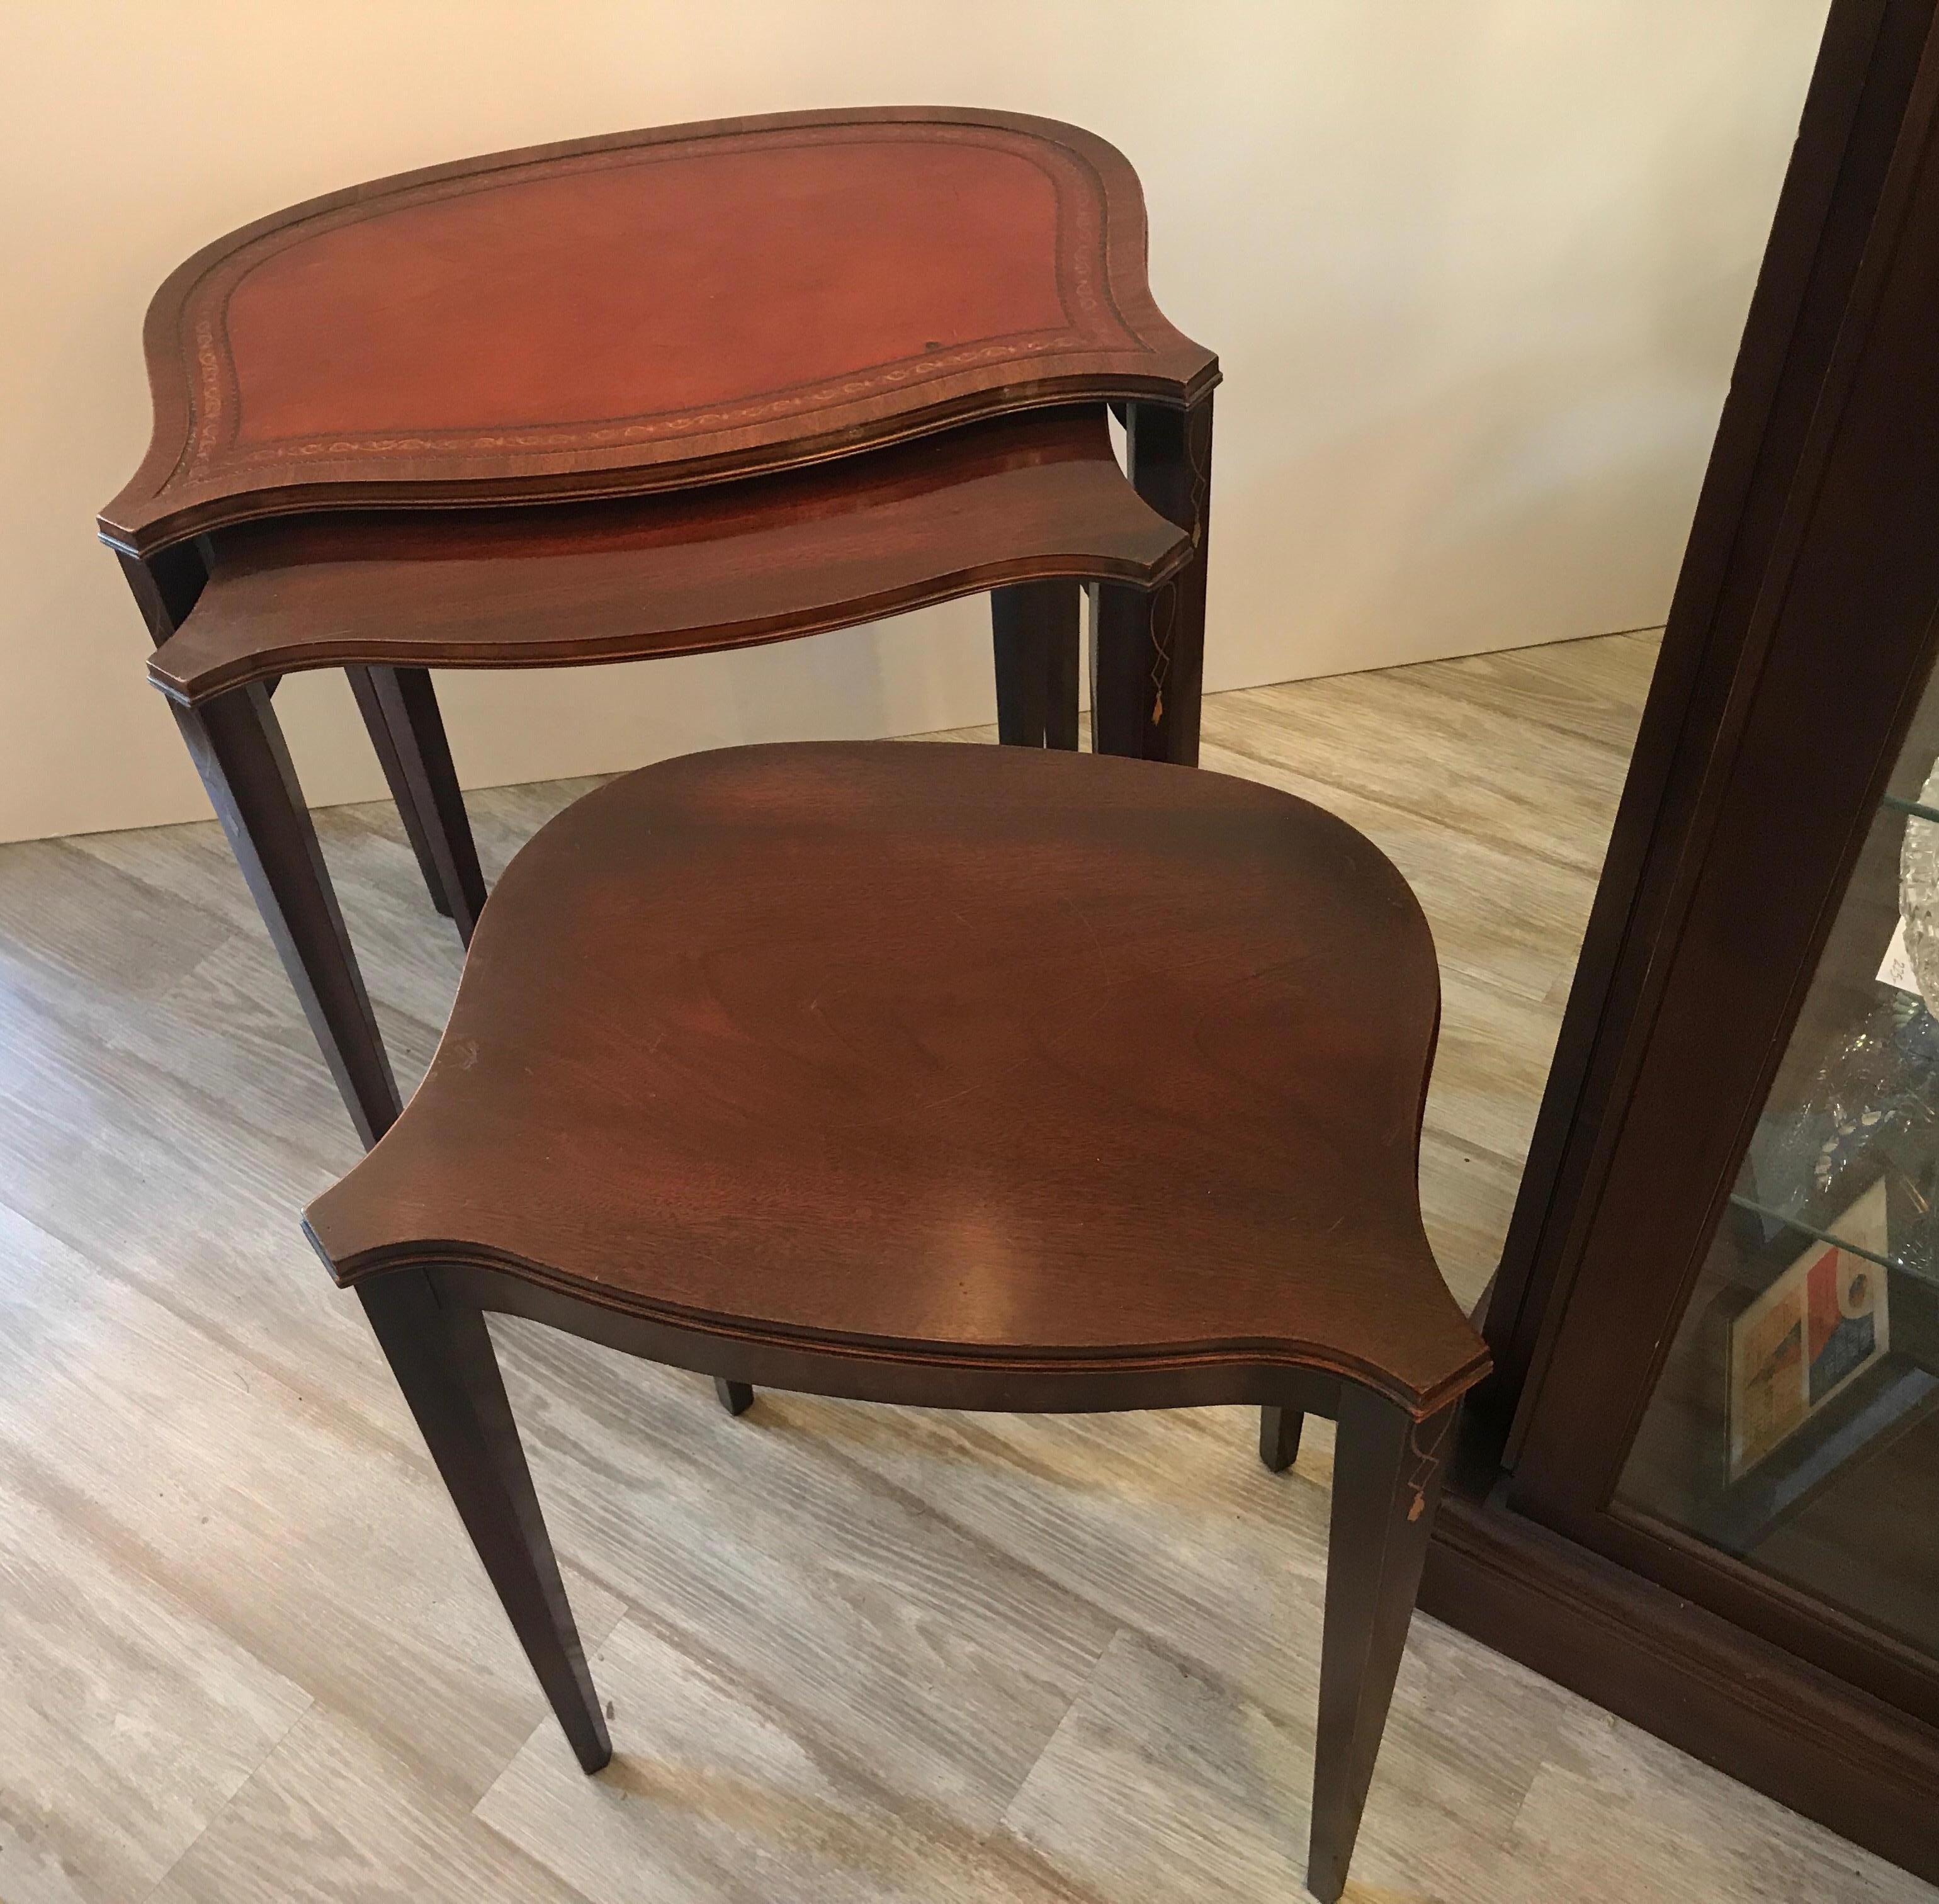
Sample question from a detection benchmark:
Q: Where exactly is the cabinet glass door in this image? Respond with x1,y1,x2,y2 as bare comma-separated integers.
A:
1615,669,1939,1665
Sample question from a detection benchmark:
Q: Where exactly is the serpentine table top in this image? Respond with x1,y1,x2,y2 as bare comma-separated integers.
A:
99,106,1218,556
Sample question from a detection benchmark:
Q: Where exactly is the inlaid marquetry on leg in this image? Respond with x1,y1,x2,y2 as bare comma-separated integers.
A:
358,1270,611,1774
348,665,488,943
170,681,401,1148
1094,395,1213,765
1308,1388,1456,1903
992,581,1081,749
715,1378,755,1417
1260,1405,1304,1473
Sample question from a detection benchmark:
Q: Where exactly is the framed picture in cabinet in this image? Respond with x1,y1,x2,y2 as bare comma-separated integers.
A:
1727,1178,1890,1479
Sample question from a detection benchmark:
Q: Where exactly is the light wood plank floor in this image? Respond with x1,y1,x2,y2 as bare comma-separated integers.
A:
1,630,1930,1904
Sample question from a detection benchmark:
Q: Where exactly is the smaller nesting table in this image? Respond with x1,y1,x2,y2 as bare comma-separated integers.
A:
303,739,1490,1903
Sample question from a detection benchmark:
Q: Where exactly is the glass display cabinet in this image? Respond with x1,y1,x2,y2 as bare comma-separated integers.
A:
1425,0,1939,1881
1618,705,1939,1619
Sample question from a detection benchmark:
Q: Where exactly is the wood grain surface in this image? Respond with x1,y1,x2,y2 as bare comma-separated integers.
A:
146,406,1187,705
304,741,1486,1419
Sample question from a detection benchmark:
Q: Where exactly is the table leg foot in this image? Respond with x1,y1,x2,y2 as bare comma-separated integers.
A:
992,582,1081,749
361,1272,611,1773
1308,1390,1454,1901
349,666,487,944
1260,1405,1304,1473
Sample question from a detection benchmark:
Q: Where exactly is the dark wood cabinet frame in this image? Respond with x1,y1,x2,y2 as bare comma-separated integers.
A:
1425,0,1939,1879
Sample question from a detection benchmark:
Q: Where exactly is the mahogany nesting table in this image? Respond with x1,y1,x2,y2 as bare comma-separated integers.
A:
97,109,1218,1145
304,739,1491,1903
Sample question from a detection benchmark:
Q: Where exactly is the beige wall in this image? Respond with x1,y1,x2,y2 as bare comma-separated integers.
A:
0,1,1827,844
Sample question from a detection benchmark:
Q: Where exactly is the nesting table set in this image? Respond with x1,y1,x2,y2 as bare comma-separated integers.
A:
101,109,1487,1903
101,108,1217,1146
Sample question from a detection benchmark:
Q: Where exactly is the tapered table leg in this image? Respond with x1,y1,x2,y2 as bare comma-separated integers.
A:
358,1271,611,1772
715,1378,755,1416
992,581,1081,749
171,682,401,1147
1260,1405,1304,1473
348,665,487,943
1308,1390,1455,1902
1094,394,1213,764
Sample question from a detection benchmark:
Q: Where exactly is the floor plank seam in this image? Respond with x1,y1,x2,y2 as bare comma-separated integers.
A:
540,1594,1120,1904
779,1398,1374,1761
1202,730,1617,885
0,1420,540,1820
132,1692,317,1904
0,1181,463,1490
1369,652,1664,756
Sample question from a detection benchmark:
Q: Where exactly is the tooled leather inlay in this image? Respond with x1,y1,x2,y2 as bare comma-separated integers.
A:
168,123,1147,489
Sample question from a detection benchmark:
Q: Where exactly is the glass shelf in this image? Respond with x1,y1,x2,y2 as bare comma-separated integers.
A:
1727,1191,1901,1273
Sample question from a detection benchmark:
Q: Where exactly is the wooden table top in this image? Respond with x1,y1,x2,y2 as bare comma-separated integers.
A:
101,108,1218,556
145,405,1189,705
306,742,1488,1420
